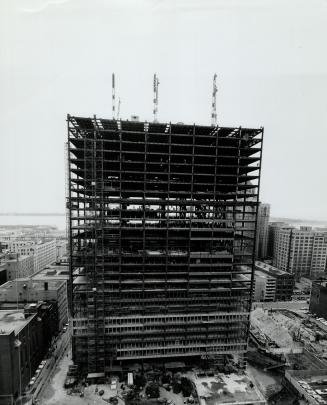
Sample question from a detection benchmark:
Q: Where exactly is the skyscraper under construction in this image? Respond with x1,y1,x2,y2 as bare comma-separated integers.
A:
67,115,263,374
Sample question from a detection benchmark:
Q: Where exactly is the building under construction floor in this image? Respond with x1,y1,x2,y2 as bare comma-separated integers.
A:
67,115,263,374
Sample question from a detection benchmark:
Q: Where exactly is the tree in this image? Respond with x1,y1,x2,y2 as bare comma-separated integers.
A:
180,378,193,397
146,383,160,398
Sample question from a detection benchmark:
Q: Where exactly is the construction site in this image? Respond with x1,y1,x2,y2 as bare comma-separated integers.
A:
67,111,263,375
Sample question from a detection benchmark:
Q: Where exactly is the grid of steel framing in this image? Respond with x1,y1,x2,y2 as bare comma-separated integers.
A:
67,115,263,373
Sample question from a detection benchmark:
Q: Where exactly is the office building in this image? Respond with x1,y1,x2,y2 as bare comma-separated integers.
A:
255,203,270,259
252,261,294,302
68,116,263,374
273,226,327,280
5,239,57,274
267,221,289,258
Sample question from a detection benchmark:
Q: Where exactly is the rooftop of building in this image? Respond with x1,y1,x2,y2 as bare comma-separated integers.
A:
68,115,264,135
0,252,32,263
312,279,327,288
255,261,290,277
286,369,327,404
0,278,65,291
31,263,69,280
0,309,31,335
187,370,266,405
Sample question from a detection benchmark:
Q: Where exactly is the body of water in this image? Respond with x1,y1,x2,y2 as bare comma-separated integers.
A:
0,215,66,230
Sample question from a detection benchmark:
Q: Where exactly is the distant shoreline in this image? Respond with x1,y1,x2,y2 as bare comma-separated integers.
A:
0,213,66,216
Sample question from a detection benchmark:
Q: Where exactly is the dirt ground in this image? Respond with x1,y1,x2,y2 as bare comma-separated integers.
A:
38,352,124,405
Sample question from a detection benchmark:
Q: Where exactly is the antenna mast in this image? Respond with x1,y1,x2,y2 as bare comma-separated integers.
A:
112,73,116,120
153,73,159,123
211,73,218,126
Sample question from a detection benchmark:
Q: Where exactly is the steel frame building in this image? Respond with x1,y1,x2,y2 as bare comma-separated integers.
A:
67,115,263,374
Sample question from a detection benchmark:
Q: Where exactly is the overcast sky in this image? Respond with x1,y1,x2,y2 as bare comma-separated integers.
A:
1,0,327,220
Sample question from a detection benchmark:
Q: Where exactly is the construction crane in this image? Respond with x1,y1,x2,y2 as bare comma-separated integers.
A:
153,73,159,123
112,73,116,120
211,73,218,126
117,98,121,120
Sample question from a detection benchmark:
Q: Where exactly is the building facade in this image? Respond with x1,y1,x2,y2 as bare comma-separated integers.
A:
267,221,288,258
252,261,294,302
68,116,263,374
273,226,327,280
255,203,270,259
5,239,57,274
0,253,35,281
0,278,67,329
309,280,327,319
0,306,55,405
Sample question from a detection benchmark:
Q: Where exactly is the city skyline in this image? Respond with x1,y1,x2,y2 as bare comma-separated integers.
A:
1,0,327,220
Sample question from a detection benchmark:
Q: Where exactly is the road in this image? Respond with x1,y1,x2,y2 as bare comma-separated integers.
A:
21,327,71,404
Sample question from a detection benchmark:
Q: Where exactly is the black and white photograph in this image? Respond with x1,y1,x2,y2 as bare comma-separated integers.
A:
1,1,327,404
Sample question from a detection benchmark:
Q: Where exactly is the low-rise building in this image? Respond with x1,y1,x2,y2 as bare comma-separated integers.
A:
310,279,327,319
252,261,295,302
0,305,57,404
0,278,68,329
0,253,34,280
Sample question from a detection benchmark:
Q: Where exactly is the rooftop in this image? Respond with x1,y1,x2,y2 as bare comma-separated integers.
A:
187,371,266,405
31,263,69,281
313,279,327,288
0,278,65,291
0,309,31,335
286,369,327,404
255,261,290,277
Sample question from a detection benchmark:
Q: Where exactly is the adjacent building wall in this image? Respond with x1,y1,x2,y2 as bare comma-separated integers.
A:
255,203,270,259
309,280,327,319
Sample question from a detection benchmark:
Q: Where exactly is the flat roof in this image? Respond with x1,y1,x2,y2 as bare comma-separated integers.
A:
287,370,327,403
188,371,266,405
255,261,289,276
0,279,65,291
0,310,31,335
31,265,69,281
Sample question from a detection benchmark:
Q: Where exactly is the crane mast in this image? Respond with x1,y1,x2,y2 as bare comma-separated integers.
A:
112,73,116,120
211,73,218,126
117,98,121,120
153,73,159,123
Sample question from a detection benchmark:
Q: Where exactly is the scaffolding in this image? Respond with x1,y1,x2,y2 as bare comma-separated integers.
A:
67,115,263,374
